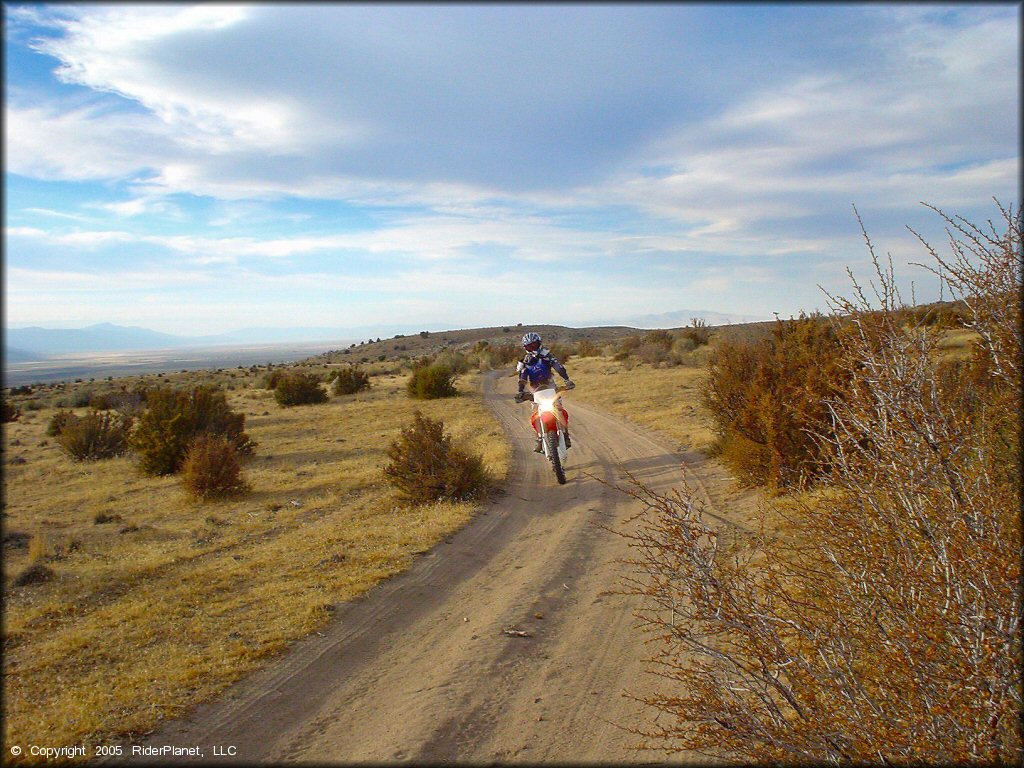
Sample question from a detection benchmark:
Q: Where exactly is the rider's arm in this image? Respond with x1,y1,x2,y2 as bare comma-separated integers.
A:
546,353,570,382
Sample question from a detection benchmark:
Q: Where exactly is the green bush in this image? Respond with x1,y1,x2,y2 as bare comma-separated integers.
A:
406,363,458,399
331,366,371,395
181,433,249,501
56,411,131,461
274,372,328,406
130,386,255,476
702,313,849,488
383,412,491,504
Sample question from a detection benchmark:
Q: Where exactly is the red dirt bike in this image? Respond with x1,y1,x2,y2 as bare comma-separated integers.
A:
514,383,573,485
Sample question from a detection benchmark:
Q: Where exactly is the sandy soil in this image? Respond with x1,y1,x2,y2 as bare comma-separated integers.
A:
122,372,757,764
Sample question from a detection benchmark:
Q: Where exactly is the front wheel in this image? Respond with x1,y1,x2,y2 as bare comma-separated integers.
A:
545,431,567,485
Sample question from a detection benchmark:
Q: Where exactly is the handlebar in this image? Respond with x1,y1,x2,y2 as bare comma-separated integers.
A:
514,382,574,403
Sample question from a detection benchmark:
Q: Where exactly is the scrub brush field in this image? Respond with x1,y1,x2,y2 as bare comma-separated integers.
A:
2,367,509,757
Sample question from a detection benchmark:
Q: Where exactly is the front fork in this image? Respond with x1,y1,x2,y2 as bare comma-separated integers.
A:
535,418,567,463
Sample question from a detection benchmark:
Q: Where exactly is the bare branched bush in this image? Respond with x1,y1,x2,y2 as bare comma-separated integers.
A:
382,411,491,504
622,202,1021,763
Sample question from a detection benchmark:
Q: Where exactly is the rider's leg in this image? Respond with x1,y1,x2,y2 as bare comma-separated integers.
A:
560,405,571,448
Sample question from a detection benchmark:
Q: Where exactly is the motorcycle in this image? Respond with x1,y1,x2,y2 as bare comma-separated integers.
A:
515,383,573,485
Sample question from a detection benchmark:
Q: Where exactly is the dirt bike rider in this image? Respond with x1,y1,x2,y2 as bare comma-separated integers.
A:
514,332,575,452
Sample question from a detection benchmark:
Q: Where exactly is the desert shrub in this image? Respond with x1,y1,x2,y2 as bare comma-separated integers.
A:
622,201,1022,763
702,312,848,488
2,399,20,423
70,389,94,408
432,349,470,374
575,339,600,357
131,385,254,476
55,411,131,461
88,392,115,410
107,387,149,419
46,409,77,436
13,563,54,587
613,334,643,361
407,363,458,399
382,411,491,504
273,372,328,406
332,365,371,395
547,342,572,364
261,369,287,390
181,433,250,501
679,317,711,347
643,329,675,349
635,341,674,366
491,342,522,366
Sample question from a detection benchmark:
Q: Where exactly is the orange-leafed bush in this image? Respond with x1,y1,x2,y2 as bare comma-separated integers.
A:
181,433,249,501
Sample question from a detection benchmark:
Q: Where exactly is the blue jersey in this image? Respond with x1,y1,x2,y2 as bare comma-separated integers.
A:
519,348,569,391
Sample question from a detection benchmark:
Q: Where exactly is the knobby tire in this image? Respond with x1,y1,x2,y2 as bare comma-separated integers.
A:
546,431,567,485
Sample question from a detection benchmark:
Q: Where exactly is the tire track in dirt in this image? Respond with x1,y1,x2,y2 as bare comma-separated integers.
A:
125,372,751,763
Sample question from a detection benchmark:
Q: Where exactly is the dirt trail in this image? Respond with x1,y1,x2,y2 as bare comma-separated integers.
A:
128,373,756,763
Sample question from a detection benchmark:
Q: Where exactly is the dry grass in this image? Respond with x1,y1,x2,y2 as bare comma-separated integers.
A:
2,369,509,757
569,356,716,454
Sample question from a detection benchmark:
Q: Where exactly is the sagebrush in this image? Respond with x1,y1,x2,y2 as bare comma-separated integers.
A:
406,363,458,399
181,433,249,500
702,313,848,488
55,411,131,461
382,411,491,504
332,366,371,395
130,385,254,475
274,372,328,406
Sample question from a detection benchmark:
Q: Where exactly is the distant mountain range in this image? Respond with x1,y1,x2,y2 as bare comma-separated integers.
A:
4,310,768,361
584,308,767,329
4,323,361,361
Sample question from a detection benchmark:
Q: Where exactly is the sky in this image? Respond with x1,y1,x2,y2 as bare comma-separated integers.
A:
3,3,1020,337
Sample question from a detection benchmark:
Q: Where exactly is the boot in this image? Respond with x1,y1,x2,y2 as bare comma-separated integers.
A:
534,436,544,453
564,431,572,449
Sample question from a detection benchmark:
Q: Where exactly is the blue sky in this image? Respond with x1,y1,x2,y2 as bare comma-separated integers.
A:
4,3,1019,336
